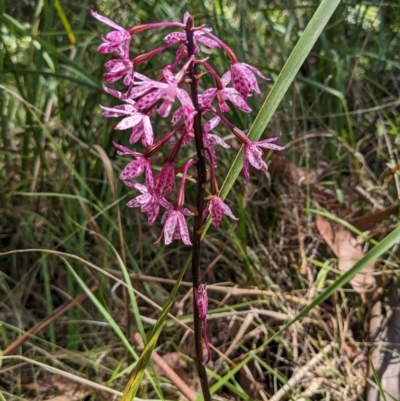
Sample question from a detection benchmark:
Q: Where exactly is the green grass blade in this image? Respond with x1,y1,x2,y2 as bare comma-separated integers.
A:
120,256,191,401
63,258,138,359
54,0,77,44
1,13,100,89
369,358,388,401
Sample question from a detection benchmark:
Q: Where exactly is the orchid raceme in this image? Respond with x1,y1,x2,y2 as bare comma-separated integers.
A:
93,10,284,369
93,10,283,236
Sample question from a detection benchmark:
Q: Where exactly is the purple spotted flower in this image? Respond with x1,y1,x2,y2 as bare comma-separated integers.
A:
243,137,285,183
156,159,194,245
103,58,134,85
201,71,252,113
113,141,150,181
203,116,230,167
90,10,131,58
125,180,172,225
131,59,196,133
205,196,238,228
230,62,269,100
125,163,175,224
156,207,193,245
195,284,211,365
163,12,219,50
100,99,154,146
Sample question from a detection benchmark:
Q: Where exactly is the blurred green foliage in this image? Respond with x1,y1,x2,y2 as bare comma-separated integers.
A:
1,0,400,399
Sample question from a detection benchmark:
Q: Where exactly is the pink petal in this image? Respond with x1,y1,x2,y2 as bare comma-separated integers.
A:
133,72,151,82
200,88,217,107
222,88,252,113
162,66,177,86
217,93,230,112
210,198,224,227
243,63,269,81
256,143,284,152
91,10,125,31
204,116,220,133
183,12,191,25
163,32,186,44
163,212,179,244
182,107,196,134
175,45,188,62
141,116,154,146
221,71,231,87
123,181,148,193
98,43,117,54
113,141,137,155
207,134,230,149
182,207,194,216
119,160,145,180
219,198,238,220
129,125,143,144
177,89,194,111
205,146,217,168
100,103,136,117
115,115,143,130
135,88,164,110
123,70,134,86
144,163,154,190
155,163,175,197
195,33,220,48
129,83,157,99
247,146,268,171
160,198,173,210
102,85,126,100
254,136,285,151
104,69,128,83
171,107,183,125
146,201,161,225
105,31,130,42
158,99,173,118
126,193,152,208
177,212,192,245
231,63,255,99
104,59,127,72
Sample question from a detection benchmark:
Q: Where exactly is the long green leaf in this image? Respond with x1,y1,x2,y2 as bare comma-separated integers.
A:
120,256,191,401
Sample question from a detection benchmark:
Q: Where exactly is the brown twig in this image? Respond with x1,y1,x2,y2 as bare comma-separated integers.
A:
133,333,197,401
3,285,98,356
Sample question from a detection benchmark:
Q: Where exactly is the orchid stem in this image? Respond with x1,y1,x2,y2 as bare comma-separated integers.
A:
186,16,212,401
